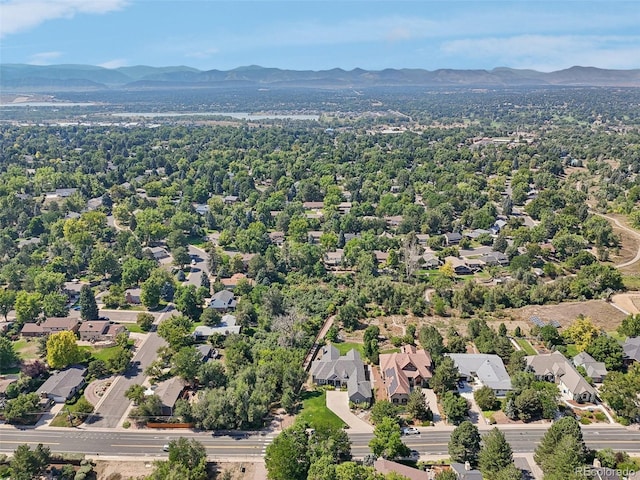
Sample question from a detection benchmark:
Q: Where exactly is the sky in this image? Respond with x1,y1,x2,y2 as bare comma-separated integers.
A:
1,0,639,72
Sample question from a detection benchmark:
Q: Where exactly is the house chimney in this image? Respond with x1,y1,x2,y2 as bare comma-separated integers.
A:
464,461,471,471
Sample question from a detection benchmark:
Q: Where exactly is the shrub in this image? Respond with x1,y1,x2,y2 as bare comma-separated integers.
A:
122,420,131,429
594,412,606,422
580,417,592,425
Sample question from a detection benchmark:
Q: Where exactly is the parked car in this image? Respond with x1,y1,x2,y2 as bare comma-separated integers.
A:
408,450,420,460
402,427,420,435
163,444,170,452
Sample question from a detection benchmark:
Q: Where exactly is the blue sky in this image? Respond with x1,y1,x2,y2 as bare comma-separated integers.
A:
1,0,639,71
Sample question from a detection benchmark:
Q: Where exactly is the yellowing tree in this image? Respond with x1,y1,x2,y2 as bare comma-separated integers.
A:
47,331,82,369
564,316,600,352
440,261,455,279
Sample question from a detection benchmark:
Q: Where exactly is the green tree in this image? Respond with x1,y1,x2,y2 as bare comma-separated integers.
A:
406,389,432,422
172,246,191,270
265,424,310,480
198,361,227,389
474,385,499,411
10,443,51,480
0,336,19,371
175,284,203,320
368,416,410,460
618,314,640,338
599,370,640,421
534,416,587,476
89,248,121,279
149,437,208,480
478,428,515,478
172,346,202,385
3,392,40,424
585,335,624,371
431,356,459,396
41,292,69,317
337,302,363,331
14,291,42,323
125,384,146,404
157,315,193,350
442,391,468,425
137,312,155,332
418,325,445,363
108,346,133,374
79,284,98,321
33,271,65,296
370,400,401,425
46,331,82,369
434,471,457,480
0,289,16,320
448,420,481,466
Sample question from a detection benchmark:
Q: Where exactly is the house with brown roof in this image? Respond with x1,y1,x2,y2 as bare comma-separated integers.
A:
21,318,79,338
219,273,254,290
374,458,429,480
379,345,433,404
79,321,126,342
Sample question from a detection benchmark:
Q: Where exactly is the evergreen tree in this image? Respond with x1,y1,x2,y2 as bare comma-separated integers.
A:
79,284,98,321
448,420,481,467
534,417,587,476
479,428,514,478
431,356,459,395
406,389,433,422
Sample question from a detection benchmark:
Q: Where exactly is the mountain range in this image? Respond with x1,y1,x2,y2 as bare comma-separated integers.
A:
2,64,640,90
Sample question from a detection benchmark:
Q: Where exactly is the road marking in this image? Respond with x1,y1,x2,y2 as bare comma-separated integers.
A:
0,441,60,446
111,444,263,450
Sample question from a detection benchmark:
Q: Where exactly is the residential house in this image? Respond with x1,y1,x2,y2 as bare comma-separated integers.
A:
415,234,430,246
623,337,640,366
0,377,17,399
444,256,472,275
526,351,598,403
481,251,510,266
374,458,429,480
489,219,508,235
153,377,187,416
307,231,323,244
423,253,441,269
446,354,512,396
219,273,254,290
193,204,209,215
337,202,352,215
21,317,79,338
384,216,404,228
465,258,486,272
573,352,608,383
444,232,463,245
268,231,285,246
302,201,324,210
310,346,372,404
379,345,433,404
465,229,491,239
208,290,237,312
450,463,484,480
86,197,104,211
79,321,126,342
36,366,87,403
195,344,214,362
145,246,172,265
125,289,142,305
44,188,78,204
323,249,345,270
193,314,241,339
223,195,239,204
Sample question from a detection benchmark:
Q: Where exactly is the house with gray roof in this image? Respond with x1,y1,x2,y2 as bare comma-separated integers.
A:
37,366,87,403
447,354,512,396
193,314,241,339
526,351,597,403
450,462,484,480
152,377,187,416
208,290,237,312
310,345,371,405
444,232,463,245
623,337,640,367
573,351,608,383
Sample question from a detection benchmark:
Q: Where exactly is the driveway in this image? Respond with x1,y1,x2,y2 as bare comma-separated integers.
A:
421,388,443,425
458,382,484,425
325,391,373,433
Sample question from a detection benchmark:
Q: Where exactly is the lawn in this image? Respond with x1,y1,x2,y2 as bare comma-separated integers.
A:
565,344,579,358
333,342,364,356
515,338,537,355
622,274,640,290
298,390,345,431
379,348,400,355
79,345,122,363
124,323,144,334
49,396,93,428
608,331,626,343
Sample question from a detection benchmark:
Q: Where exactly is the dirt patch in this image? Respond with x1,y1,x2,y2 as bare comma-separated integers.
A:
611,293,640,315
505,299,626,332
94,460,154,479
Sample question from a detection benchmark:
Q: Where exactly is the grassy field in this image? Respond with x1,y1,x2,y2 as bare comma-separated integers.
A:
333,342,364,356
298,390,345,431
124,323,144,334
515,338,537,355
622,274,640,290
49,396,93,428
565,344,579,358
608,331,626,343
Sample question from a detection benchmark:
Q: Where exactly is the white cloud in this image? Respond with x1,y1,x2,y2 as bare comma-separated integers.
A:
0,0,128,38
98,58,128,69
441,35,640,71
28,50,63,64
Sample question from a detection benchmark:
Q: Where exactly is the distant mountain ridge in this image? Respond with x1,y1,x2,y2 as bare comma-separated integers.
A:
1,64,640,90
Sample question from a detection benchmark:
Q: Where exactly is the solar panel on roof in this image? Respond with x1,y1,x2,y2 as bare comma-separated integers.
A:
551,320,561,328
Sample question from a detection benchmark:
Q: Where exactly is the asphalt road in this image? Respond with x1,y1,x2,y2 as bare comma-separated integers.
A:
1,426,639,460
185,244,209,287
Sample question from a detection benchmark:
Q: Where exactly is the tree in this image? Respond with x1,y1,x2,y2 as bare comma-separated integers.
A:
200,308,221,326
3,392,40,424
73,396,94,421
448,420,481,466
46,331,82,369
33,271,65,296
108,346,133,374
79,285,98,321
363,325,380,364
368,416,410,460
137,312,155,332
586,335,624,371
149,438,208,480
0,336,19,370
175,284,203,321
431,356,459,395
337,302,362,331
563,316,600,352
10,443,51,480
370,400,401,425
199,361,227,389
157,315,192,350
14,291,42,323
599,370,640,421
0,289,16,320
89,248,120,279
41,292,69,317
442,391,468,425
141,275,163,309
434,471,457,480
172,346,202,385
474,385,499,411
479,428,515,478
418,325,444,362
173,246,191,269
534,416,587,476
618,314,640,338
125,384,146,404
265,424,310,480
406,389,432,422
